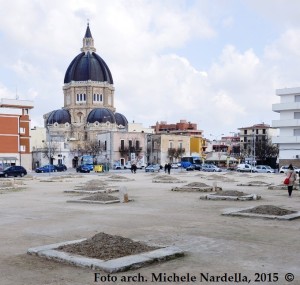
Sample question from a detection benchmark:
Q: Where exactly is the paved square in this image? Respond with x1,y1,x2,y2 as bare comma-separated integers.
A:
1,170,300,284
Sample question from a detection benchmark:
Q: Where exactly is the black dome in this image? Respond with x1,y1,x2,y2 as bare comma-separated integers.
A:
47,109,71,124
64,52,113,84
87,108,116,124
114,112,128,127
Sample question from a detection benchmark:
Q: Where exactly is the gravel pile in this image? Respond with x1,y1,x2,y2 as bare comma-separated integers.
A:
57,232,160,260
240,205,296,216
80,193,119,201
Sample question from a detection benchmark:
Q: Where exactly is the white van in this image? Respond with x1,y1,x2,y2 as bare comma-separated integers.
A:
236,163,254,172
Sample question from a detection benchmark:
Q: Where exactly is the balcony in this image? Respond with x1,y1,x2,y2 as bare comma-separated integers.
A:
272,136,300,144
272,102,300,112
272,119,300,128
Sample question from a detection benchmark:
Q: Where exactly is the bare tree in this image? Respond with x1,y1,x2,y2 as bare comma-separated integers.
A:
42,141,59,163
82,140,104,157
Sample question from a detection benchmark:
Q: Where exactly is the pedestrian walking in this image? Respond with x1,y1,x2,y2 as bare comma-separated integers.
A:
285,164,297,197
164,163,168,173
167,163,171,175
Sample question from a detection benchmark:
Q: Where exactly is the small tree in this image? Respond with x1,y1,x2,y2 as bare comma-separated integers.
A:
175,148,185,159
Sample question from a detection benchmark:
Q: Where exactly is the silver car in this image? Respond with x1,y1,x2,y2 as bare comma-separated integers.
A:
253,165,275,173
145,164,161,172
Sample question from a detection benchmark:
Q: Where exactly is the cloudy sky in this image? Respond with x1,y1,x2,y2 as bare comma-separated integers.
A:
1,0,300,138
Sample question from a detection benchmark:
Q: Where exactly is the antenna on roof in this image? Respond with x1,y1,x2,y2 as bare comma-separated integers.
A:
15,86,19,100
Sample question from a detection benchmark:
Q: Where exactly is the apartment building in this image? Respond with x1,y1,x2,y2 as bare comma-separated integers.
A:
238,123,276,156
0,99,34,170
272,87,300,166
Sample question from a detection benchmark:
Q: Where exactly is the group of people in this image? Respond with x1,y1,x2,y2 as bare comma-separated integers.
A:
164,163,172,174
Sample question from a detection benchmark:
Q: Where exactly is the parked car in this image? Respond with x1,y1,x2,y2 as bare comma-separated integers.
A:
76,165,91,173
54,164,67,172
186,164,195,171
171,163,179,169
35,164,56,173
200,164,221,172
124,162,131,169
145,164,160,172
113,163,124,170
253,165,275,173
193,163,202,171
280,165,300,174
0,166,27,177
236,163,254,172
279,165,289,173
209,164,222,172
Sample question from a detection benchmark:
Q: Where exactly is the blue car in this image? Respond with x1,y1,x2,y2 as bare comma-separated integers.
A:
35,164,56,173
76,165,91,173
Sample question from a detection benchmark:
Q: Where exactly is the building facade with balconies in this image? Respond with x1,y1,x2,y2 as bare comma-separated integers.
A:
272,87,300,166
0,99,34,170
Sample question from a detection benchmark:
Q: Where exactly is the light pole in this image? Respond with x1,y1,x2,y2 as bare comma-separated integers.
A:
46,124,52,175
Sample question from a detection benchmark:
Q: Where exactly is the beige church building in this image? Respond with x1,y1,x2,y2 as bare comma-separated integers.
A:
40,24,129,168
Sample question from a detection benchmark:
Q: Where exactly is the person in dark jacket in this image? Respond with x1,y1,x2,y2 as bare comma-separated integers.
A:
167,163,171,174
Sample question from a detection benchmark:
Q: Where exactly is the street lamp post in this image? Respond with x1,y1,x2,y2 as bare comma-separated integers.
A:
46,124,52,175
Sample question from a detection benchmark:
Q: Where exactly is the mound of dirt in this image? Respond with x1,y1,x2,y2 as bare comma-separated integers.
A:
80,193,119,201
248,181,269,184
57,232,160,260
154,175,180,181
240,205,296,216
186,182,210,187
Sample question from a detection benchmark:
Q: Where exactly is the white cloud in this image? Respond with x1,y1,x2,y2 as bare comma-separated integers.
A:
0,0,300,136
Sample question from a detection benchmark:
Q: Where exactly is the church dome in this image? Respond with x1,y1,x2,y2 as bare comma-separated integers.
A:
64,24,113,84
64,52,113,84
87,108,116,124
47,109,71,125
114,112,128,127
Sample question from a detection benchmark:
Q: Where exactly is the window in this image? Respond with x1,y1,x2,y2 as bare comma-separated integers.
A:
20,127,25,134
294,129,300,136
120,139,125,150
295,95,300,102
20,145,26,152
179,142,183,149
135,140,140,150
93,93,103,102
295,112,300,119
244,130,247,134
169,141,173,148
128,140,133,149
76,93,86,103
104,141,107,151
